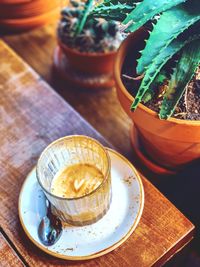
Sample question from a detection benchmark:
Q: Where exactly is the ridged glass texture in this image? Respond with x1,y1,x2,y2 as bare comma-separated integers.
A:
36,135,111,226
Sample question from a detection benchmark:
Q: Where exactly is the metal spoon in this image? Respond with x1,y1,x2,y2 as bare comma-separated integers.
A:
38,198,62,246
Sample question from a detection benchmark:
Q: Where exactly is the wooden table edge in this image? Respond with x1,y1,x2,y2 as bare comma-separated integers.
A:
153,227,195,267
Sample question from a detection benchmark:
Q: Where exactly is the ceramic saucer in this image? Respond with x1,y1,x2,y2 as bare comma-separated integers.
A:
19,148,144,260
53,46,115,89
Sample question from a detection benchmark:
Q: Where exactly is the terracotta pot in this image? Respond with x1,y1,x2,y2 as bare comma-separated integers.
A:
0,0,69,31
130,126,176,175
58,39,116,75
0,0,61,19
114,28,200,170
0,8,60,31
53,46,115,89
0,0,29,3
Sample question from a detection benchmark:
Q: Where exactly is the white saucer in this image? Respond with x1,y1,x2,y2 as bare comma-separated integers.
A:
19,148,144,260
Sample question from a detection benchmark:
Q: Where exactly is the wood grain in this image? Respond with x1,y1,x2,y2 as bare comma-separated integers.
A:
2,23,133,159
0,39,195,266
0,232,24,267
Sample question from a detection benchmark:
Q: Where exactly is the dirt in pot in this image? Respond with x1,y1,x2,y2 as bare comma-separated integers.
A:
122,50,200,121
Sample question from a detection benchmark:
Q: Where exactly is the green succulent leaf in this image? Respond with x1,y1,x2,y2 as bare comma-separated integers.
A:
92,2,134,21
130,2,200,112
159,39,200,119
96,0,140,5
123,0,186,32
75,0,94,35
131,25,200,110
142,71,168,103
92,0,140,21
137,2,200,74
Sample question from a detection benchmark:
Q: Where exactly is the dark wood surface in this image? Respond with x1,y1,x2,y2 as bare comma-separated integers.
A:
0,25,195,266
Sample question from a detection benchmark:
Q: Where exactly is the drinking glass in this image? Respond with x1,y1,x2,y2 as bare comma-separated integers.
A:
36,135,111,226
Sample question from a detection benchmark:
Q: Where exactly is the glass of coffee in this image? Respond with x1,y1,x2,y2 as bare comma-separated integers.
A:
36,135,111,226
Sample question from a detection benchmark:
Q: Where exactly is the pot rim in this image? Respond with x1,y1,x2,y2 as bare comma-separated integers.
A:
0,7,59,24
114,31,200,126
58,36,117,58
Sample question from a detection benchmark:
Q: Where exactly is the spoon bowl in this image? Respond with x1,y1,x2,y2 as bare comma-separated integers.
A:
38,198,62,246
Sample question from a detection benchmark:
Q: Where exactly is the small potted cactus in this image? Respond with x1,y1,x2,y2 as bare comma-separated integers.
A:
56,0,123,87
98,0,200,170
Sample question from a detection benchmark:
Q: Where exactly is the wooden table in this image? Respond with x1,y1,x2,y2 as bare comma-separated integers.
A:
2,23,133,159
0,24,195,266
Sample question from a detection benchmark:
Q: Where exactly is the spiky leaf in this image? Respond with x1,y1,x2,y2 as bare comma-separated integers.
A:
131,23,200,110
142,71,168,103
92,2,134,21
131,27,200,110
137,2,200,74
75,0,94,35
159,39,200,119
97,0,141,6
123,0,186,32
92,0,140,21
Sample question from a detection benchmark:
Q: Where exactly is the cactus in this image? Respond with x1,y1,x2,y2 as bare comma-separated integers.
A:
59,0,200,119
93,0,200,118
159,39,200,119
58,0,123,53
75,0,94,36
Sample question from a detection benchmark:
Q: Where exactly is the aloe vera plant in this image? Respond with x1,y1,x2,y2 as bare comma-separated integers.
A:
128,0,200,119
159,39,200,119
92,0,137,21
94,0,200,119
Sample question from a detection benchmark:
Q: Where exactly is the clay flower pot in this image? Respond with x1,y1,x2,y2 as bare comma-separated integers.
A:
58,39,116,75
0,0,67,31
0,9,60,31
0,0,61,19
0,0,29,3
114,28,200,170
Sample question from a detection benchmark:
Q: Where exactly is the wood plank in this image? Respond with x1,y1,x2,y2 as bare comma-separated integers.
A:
2,23,133,159
0,40,194,266
0,232,24,267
